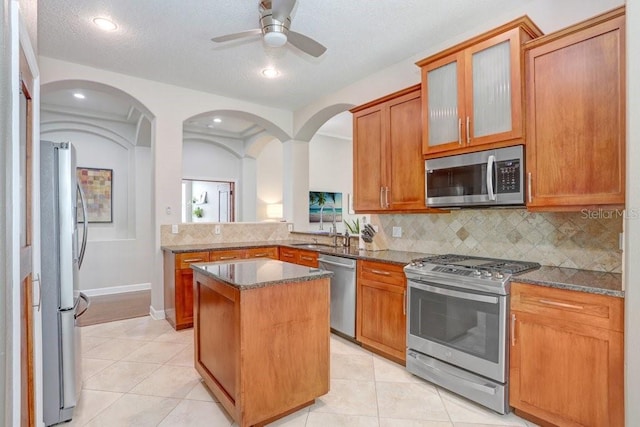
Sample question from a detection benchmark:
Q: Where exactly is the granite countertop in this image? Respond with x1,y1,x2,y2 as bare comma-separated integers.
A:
162,240,430,266
191,258,332,290
516,266,623,298
166,240,624,297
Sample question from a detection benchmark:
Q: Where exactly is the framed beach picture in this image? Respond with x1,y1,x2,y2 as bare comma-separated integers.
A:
309,191,343,223
77,167,113,223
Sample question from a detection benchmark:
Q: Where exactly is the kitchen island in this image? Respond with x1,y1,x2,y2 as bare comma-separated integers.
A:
191,259,332,427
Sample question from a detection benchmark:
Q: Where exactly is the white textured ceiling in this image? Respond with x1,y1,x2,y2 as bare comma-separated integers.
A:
38,0,530,111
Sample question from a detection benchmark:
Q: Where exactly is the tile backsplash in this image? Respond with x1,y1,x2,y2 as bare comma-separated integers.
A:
161,222,292,246
370,209,622,273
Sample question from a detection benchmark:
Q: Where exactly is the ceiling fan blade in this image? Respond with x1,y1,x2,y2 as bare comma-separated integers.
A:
211,29,262,43
287,31,326,57
271,0,296,22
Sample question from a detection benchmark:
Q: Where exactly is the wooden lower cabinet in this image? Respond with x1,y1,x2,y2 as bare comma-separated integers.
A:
163,247,278,330
193,271,330,427
164,251,209,330
356,260,407,364
279,247,319,267
510,282,624,426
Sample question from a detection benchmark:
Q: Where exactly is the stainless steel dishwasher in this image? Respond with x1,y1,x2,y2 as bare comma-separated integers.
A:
318,254,357,339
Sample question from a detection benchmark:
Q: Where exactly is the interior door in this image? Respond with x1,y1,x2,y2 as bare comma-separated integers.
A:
19,47,35,427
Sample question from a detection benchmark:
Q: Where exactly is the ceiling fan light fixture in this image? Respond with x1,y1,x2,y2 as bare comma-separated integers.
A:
263,31,287,47
261,67,280,78
92,17,118,32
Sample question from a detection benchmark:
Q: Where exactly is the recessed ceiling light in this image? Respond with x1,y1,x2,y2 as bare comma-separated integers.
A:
261,67,280,79
207,124,215,129
213,118,222,123
73,93,86,99
92,17,118,32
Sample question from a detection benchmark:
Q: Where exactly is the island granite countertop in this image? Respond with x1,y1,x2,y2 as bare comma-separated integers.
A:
167,241,623,297
191,258,333,290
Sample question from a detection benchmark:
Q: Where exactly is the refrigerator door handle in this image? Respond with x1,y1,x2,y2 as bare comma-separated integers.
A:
59,308,77,410
74,292,90,319
77,183,88,269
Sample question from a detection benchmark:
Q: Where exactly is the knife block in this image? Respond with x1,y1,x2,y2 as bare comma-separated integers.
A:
360,232,388,251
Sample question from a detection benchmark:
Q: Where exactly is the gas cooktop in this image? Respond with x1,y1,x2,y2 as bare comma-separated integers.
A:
404,254,540,293
410,254,540,275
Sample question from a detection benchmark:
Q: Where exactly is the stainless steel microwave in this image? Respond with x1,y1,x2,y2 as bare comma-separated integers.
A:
425,145,524,208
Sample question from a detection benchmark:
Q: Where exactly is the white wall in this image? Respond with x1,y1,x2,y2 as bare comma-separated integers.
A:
256,139,283,221
625,0,640,422
308,133,357,233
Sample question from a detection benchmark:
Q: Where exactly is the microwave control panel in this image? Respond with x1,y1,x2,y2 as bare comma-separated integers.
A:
496,160,520,193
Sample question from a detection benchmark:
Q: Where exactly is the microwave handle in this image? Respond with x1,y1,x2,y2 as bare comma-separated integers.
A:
486,155,496,201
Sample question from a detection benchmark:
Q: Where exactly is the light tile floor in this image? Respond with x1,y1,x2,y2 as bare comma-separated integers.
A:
72,316,539,427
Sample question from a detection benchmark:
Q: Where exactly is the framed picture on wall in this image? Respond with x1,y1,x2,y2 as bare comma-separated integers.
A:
309,191,343,223
77,167,113,223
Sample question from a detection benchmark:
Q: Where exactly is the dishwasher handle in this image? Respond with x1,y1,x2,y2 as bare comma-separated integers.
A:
318,257,356,270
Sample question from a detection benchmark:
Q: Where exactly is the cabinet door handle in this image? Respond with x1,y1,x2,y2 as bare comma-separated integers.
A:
183,258,204,263
252,253,268,257
527,172,532,203
282,253,294,258
300,256,315,261
466,116,471,145
538,299,584,310
458,117,462,145
380,187,385,208
385,187,390,208
219,256,237,260
403,289,407,315
511,313,516,346
370,269,390,276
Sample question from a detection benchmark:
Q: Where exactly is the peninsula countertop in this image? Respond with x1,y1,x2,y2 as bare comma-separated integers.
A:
167,240,623,297
191,258,333,290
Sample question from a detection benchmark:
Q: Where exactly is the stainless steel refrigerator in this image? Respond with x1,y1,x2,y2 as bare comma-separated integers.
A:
40,141,89,426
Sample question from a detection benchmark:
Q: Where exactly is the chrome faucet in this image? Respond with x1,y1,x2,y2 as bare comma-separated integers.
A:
319,203,336,233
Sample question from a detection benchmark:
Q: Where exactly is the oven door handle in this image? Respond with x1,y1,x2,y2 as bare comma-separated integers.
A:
409,280,499,304
407,351,497,395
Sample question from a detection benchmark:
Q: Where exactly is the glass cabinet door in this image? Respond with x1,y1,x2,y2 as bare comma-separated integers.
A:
471,40,512,138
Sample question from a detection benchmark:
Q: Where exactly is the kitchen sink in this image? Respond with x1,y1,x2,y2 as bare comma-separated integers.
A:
290,243,336,249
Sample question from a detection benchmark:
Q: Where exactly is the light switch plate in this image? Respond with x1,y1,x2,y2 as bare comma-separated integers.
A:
171,224,179,234
392,226,402,238
215,224,221,235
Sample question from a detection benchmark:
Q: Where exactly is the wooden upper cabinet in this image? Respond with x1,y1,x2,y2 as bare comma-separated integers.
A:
524,7,625,210
418,17,542,157
352,85,431,212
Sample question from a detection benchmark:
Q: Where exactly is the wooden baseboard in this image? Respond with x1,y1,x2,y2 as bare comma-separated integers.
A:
77,290,151,326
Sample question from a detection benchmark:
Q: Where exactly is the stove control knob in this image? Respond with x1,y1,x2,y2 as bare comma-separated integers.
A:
494,271,504,279
472,269,482,276
482,270,492,278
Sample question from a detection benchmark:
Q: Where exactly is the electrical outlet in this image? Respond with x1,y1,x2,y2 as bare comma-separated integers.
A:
287,224,293,232
392,226,402,238
215,224,221,235
171,224,179,234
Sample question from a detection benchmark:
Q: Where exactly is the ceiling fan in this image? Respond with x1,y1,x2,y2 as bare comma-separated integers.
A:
211,0,327,58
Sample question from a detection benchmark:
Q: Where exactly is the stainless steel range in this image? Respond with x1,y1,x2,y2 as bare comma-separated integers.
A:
404,254,539,414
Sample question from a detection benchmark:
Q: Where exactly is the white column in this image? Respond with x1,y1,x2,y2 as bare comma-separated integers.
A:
240,156,257,222
151,114,183,313
625,0,639,424
282,139,310,231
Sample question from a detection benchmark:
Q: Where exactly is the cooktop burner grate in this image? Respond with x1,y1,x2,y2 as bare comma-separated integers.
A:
411,254,540,275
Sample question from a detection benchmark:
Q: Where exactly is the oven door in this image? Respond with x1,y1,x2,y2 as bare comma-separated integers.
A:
407,278,508,382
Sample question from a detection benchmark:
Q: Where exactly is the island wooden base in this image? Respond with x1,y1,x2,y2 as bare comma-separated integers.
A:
193,272,330,427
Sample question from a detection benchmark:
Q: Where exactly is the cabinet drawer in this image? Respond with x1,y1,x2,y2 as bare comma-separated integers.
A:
177,251,210,269
511,282,623,332
245,247,278,259
279,247,297,261
209,249,244,262
296,250,318,268
358,260,405,287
